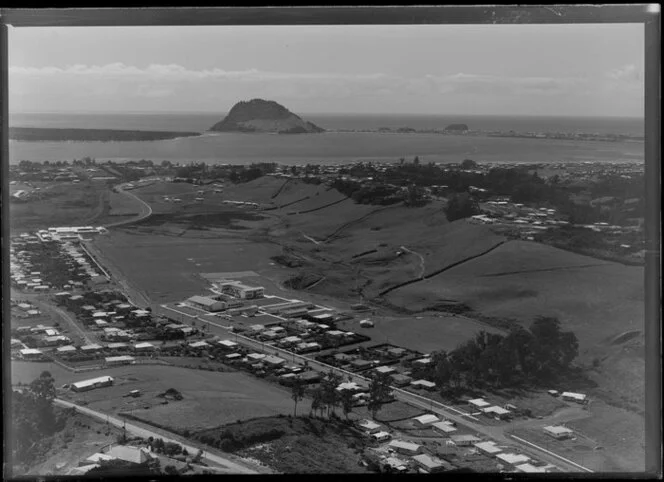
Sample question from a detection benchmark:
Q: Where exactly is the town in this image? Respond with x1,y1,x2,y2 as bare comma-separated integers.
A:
10,216,606,475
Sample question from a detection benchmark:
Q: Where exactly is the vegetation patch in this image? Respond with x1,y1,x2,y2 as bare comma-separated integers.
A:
193,416,370,473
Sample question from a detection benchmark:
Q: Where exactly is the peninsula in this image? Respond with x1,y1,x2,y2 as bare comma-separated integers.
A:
9,127,202,142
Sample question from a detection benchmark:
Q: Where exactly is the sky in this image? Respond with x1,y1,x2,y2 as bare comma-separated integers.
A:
8,24,644,117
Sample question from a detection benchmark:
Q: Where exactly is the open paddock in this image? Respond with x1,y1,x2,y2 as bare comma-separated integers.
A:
14,361,313,433
335,313,504,354
91,231,282,303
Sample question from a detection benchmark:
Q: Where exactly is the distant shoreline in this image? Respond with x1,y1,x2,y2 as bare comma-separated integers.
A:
9,127,202,142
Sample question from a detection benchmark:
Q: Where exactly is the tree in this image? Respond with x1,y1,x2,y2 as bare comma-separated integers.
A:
340,389,354,420
291,376,305,417
444,192,480,221
461,159,478,170
367,372,392,419
310,388,323,418
321,370,342,417
164,465,179,475
413,156,420,165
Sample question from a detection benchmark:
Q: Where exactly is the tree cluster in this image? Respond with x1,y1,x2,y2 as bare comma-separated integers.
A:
11,371,60,466
412,317,578,394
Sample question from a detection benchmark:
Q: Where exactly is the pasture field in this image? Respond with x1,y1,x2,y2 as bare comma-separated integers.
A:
386,239,644,349
15,362,312,434
335,313,504,354
564,399,645,472
10,180,107,231
91,230,281,303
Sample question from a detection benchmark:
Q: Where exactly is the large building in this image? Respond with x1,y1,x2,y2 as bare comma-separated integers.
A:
186,295,226,312
217,280,264,299
71,376,114,392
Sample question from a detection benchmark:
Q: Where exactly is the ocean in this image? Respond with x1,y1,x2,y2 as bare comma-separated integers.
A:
8,112,644,165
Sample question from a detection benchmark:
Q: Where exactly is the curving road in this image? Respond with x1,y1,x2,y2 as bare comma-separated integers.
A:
53,398,260,474
103,186,153,228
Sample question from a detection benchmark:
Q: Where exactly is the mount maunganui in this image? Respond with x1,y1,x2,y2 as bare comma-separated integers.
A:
209,99,325,134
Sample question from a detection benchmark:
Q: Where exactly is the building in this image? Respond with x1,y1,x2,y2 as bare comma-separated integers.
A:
263,355,286,368
387,440,422,456
432,421,457,436
375,366,397,376
473,441,503,457
390,374,412,387
543,425,574,440
515,463,550,473
410,379,437,391
357,419,382,434
468,398,490,410
105,445,153,465
561,392,587,404
450,434,481,447
412,414,440,426
188,341,211,349
371,431,392,442
134,342,156,352
187,295,226,312
359,319,374,328
105,355,136,366
217,339,239,350
496,453,530,468
481,405,511,420
20,348,43,360
412,454,451,474
80,343,104,352
56,345,77,354
218,281,264,300
71,375,114,392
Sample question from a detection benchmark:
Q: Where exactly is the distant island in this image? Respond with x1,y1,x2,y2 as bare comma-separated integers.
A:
209,99,325,134
444,123,469,132
9,127,202,142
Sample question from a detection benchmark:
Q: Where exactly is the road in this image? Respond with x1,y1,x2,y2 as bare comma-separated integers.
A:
53,398,260,474
160,305,592,473
103,186,153,228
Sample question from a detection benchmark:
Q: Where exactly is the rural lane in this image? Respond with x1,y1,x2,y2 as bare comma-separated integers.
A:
103,186,153,228
161,305,592,473
53,399,260,474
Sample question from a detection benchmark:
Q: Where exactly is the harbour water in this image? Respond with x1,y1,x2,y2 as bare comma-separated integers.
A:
9,112,644,165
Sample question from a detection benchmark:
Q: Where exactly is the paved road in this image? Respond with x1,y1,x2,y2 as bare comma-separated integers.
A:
53,398,259,474
160,305,592,473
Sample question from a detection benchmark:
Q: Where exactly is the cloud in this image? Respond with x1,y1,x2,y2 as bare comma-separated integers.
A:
607,64,640,81
8,62,643,115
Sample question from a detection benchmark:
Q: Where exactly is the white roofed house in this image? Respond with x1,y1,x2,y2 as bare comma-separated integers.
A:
467,398,490,410
412,414,440,426
412,454,453,474
473,441,503,457
432,421,457,436
134,342,156,352
496,452,530,469
387,439,423,456
561,391,588,404
481,405,512,420
543,425,574,440
450,434,481,447
356,419,382,434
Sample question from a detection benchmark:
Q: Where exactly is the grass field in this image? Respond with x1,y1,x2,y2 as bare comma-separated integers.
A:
336,313,504,354
91,230,281,303
13,362,313,434
10,180,107,231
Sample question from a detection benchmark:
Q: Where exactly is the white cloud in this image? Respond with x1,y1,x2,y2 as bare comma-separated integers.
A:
8,63,643,115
